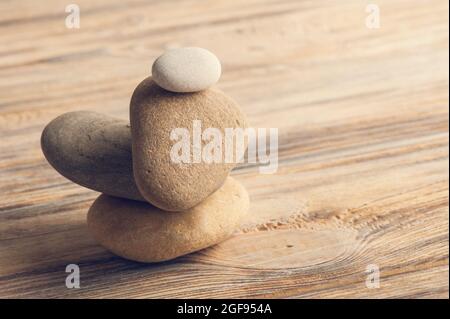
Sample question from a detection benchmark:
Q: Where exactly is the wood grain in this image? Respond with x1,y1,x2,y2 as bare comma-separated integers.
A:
0,0,448,298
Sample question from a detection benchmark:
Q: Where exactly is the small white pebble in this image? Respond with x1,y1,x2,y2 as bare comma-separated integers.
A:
151,47,221,93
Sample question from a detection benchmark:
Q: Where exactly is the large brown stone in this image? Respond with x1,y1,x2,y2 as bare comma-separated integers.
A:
130,77,248,211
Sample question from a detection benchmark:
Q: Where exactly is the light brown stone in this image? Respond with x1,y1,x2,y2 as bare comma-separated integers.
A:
130,77,248,211
87,177,249,263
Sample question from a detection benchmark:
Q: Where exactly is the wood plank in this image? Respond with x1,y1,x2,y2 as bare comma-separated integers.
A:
0,0,448,298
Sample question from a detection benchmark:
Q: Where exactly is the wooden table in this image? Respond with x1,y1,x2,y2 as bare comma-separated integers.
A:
0,0,448,298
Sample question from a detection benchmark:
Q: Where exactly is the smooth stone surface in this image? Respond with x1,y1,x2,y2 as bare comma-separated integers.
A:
130,77,248,211
41,111,145,201
87,177,250,263
152,47,221,93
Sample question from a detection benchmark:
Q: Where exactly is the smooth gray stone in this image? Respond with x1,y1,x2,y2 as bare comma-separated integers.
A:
41,111,145,201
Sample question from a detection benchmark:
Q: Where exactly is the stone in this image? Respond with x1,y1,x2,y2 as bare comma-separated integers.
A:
41,111,145,201
87,177,250,263
151,47,221,93
130,77,248,211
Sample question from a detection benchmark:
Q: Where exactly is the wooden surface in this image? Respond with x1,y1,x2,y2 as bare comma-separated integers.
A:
0,0,448,299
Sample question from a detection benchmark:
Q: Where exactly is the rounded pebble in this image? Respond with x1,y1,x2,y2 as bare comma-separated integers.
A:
41,111,145,201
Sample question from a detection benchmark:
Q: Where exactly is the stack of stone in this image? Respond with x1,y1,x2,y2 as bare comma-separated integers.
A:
41,47,250,263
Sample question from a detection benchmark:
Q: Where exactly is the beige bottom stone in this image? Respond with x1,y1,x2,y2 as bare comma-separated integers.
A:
87,177,249,263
